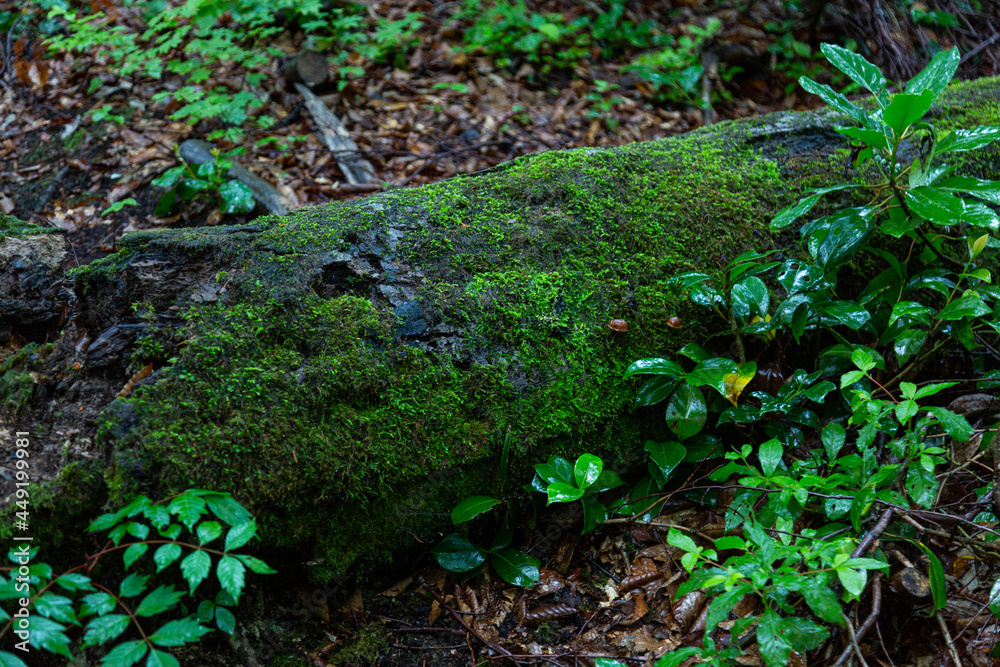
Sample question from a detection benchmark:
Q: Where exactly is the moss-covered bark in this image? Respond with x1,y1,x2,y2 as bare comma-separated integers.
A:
6,77,1000,578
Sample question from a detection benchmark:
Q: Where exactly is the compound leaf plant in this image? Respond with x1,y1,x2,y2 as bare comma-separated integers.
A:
0,490,274,666
439,42,1000,667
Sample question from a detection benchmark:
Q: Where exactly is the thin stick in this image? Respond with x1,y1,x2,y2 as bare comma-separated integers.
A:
834,576,882,666
936,611,964,667
842,609,871,667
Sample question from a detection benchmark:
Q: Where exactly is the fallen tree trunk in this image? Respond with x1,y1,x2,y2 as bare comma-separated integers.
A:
3,77,1000,577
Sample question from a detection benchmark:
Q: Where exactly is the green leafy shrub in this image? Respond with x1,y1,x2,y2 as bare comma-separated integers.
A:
458,0,664,74
0,489,273,666
152,147,255,216
503,42,1000,666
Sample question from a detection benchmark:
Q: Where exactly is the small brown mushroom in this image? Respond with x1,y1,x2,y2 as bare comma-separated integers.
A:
666,316,683,328
608,319,628,332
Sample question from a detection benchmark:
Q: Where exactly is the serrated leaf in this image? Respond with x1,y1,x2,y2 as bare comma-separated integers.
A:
34,593,77,624
224,520,257,551
82,614,130,646
214,607,236,635
136,585,184,617
55,572,93,592
81,592,117,618
120,573,149,598
196,521,223,546
204,493,253,527
168,494,206,531
123,543,149,570
758,610,830,667
26,616,72,658
219,181,255,214
99,638,147,666
821,423,846,461
148,617,212,647
146,649,181,667
489,549,540,587
235,554,276,574
154,544,182,572
217,556,246,599
800,577,844,623
180,550,210,594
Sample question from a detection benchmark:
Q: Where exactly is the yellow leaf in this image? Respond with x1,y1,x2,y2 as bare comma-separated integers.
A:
724,362,757,406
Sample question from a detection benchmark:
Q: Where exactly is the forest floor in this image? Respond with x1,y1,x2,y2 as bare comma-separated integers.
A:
3,1,1000,666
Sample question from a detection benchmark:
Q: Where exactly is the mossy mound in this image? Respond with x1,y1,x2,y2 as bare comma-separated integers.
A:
11,76,1000,578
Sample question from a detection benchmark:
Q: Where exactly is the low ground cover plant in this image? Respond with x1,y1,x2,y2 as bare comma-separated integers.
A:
438,43,1000,665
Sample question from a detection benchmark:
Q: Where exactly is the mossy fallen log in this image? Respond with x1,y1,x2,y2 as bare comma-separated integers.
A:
3,77,1000,578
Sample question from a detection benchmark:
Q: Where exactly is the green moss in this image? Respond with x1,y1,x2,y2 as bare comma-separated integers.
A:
0,214,57,240
63,76,1000,577
0,343,43,414
328,623,387,666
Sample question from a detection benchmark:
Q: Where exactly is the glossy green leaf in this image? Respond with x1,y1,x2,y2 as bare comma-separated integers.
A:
770,184,859,230
758,438,783,477
196,521,223,546
890,301,934,326
154,544,182,572
217,555,245,599
546,482,585,504
936,295,990,320
34,593,77,625
148,617,212,647
836,125,890,150
580,494,608,533
215,607,236,635
234,554,276,574
432,533,486,573
961,201,1000,230
654,648,704,667
677,343,715,362
451,496,500,524
894,329,926,365
667,527,698,553
168,494,206,531
821,43,887,103
836,564,867,598
937,126,1000,153
136,585,184,617
800,577,844,623
26,616,73,659
731,276,769,320
224,519,257,551
645,441,686,486
817,301,870,330
0,650,28,667
489,549,540,587
664,384,707,440
119,573,149,598
633,375,679,408
821,423,846,461
904,187,965,225
758,610,830,667
804,207,875,271
219,180,255,214
705,584,748,632
147,649,181,667
180,550,210,593
204,493,253,527
906,465,938,507
687,357,738,397
574,454,603,489
80,592,116,618
883,91,935,137
906,46,959,97
913,542,948,612
623,358,684,379
939,176,1000,204
99,638,147,666
926,407,973,441
989,578,1000,617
